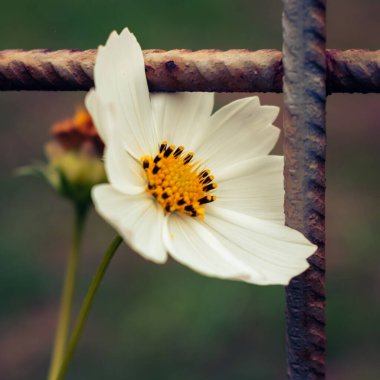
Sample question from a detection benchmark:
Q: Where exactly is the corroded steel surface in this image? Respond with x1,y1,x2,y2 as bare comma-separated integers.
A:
282,0,326,379
144,49,283,92
0,49,282,92
0,48,379,92
327,49,380,94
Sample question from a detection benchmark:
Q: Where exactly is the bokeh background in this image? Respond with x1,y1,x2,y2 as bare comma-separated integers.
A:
0,1,379,379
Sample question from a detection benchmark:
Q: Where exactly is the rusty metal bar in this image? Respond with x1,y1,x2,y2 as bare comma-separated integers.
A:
0,48,378,93
282,0,326,379
327,49,380,94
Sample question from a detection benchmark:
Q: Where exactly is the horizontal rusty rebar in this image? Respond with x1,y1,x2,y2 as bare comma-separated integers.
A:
0,49,379,93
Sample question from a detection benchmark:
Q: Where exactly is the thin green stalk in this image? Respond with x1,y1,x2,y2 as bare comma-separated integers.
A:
47,204,88,380
56,235,123,380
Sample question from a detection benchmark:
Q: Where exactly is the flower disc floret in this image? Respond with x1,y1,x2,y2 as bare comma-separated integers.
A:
141,141,216,219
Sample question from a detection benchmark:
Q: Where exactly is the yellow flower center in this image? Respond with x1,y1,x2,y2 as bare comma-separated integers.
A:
141,142,217,219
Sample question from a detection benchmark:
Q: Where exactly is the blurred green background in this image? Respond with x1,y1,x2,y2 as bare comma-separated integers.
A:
0,1,379,379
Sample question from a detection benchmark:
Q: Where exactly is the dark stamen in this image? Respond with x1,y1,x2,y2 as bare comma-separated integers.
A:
203,183,216,192
183,153,193,164
162,192,169,199
201,176,212,185
174,146,184,157
159,142,167,153
153,166,160,174
165,205,171,212
198,170,209,178
177,199,186,205
164,145,174,157
198,195,215,204
143,160,149,169
185,205,195,212
154,155,161,164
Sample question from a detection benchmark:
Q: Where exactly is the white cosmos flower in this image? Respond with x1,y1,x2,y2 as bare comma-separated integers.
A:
86,28,317,285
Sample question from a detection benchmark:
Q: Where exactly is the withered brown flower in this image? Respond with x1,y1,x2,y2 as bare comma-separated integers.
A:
51,107,104,156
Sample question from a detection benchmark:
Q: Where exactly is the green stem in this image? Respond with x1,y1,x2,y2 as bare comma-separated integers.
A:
55,235,123,380
47,204,88,380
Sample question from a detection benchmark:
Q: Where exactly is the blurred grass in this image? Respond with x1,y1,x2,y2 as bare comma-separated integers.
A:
0,1,379,379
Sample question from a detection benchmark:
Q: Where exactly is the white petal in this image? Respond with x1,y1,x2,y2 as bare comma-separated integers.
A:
196,96,280,177
163,213,254,281
151,92,214,150
205,207,316,285
104,132,146,195
94,28,158,158
84,89,110,143
92,184,167,263
215,156,285,223
85,89,146,195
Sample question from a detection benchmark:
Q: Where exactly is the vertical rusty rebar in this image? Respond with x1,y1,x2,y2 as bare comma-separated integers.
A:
282,0,326,379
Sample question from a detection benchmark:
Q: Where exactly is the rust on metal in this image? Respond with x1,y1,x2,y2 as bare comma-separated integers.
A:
0,49,282,92
327,49,380,94
282,0,326,379
144,49,283,92
0,48,378,92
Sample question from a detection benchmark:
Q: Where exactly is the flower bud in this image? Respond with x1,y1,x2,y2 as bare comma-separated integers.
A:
19,106,107,208
44,141,107,205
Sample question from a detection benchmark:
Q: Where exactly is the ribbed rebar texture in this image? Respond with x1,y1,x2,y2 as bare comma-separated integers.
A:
0,49,282,92
327,49,380,94
282,0,326,379
0,48,379,92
